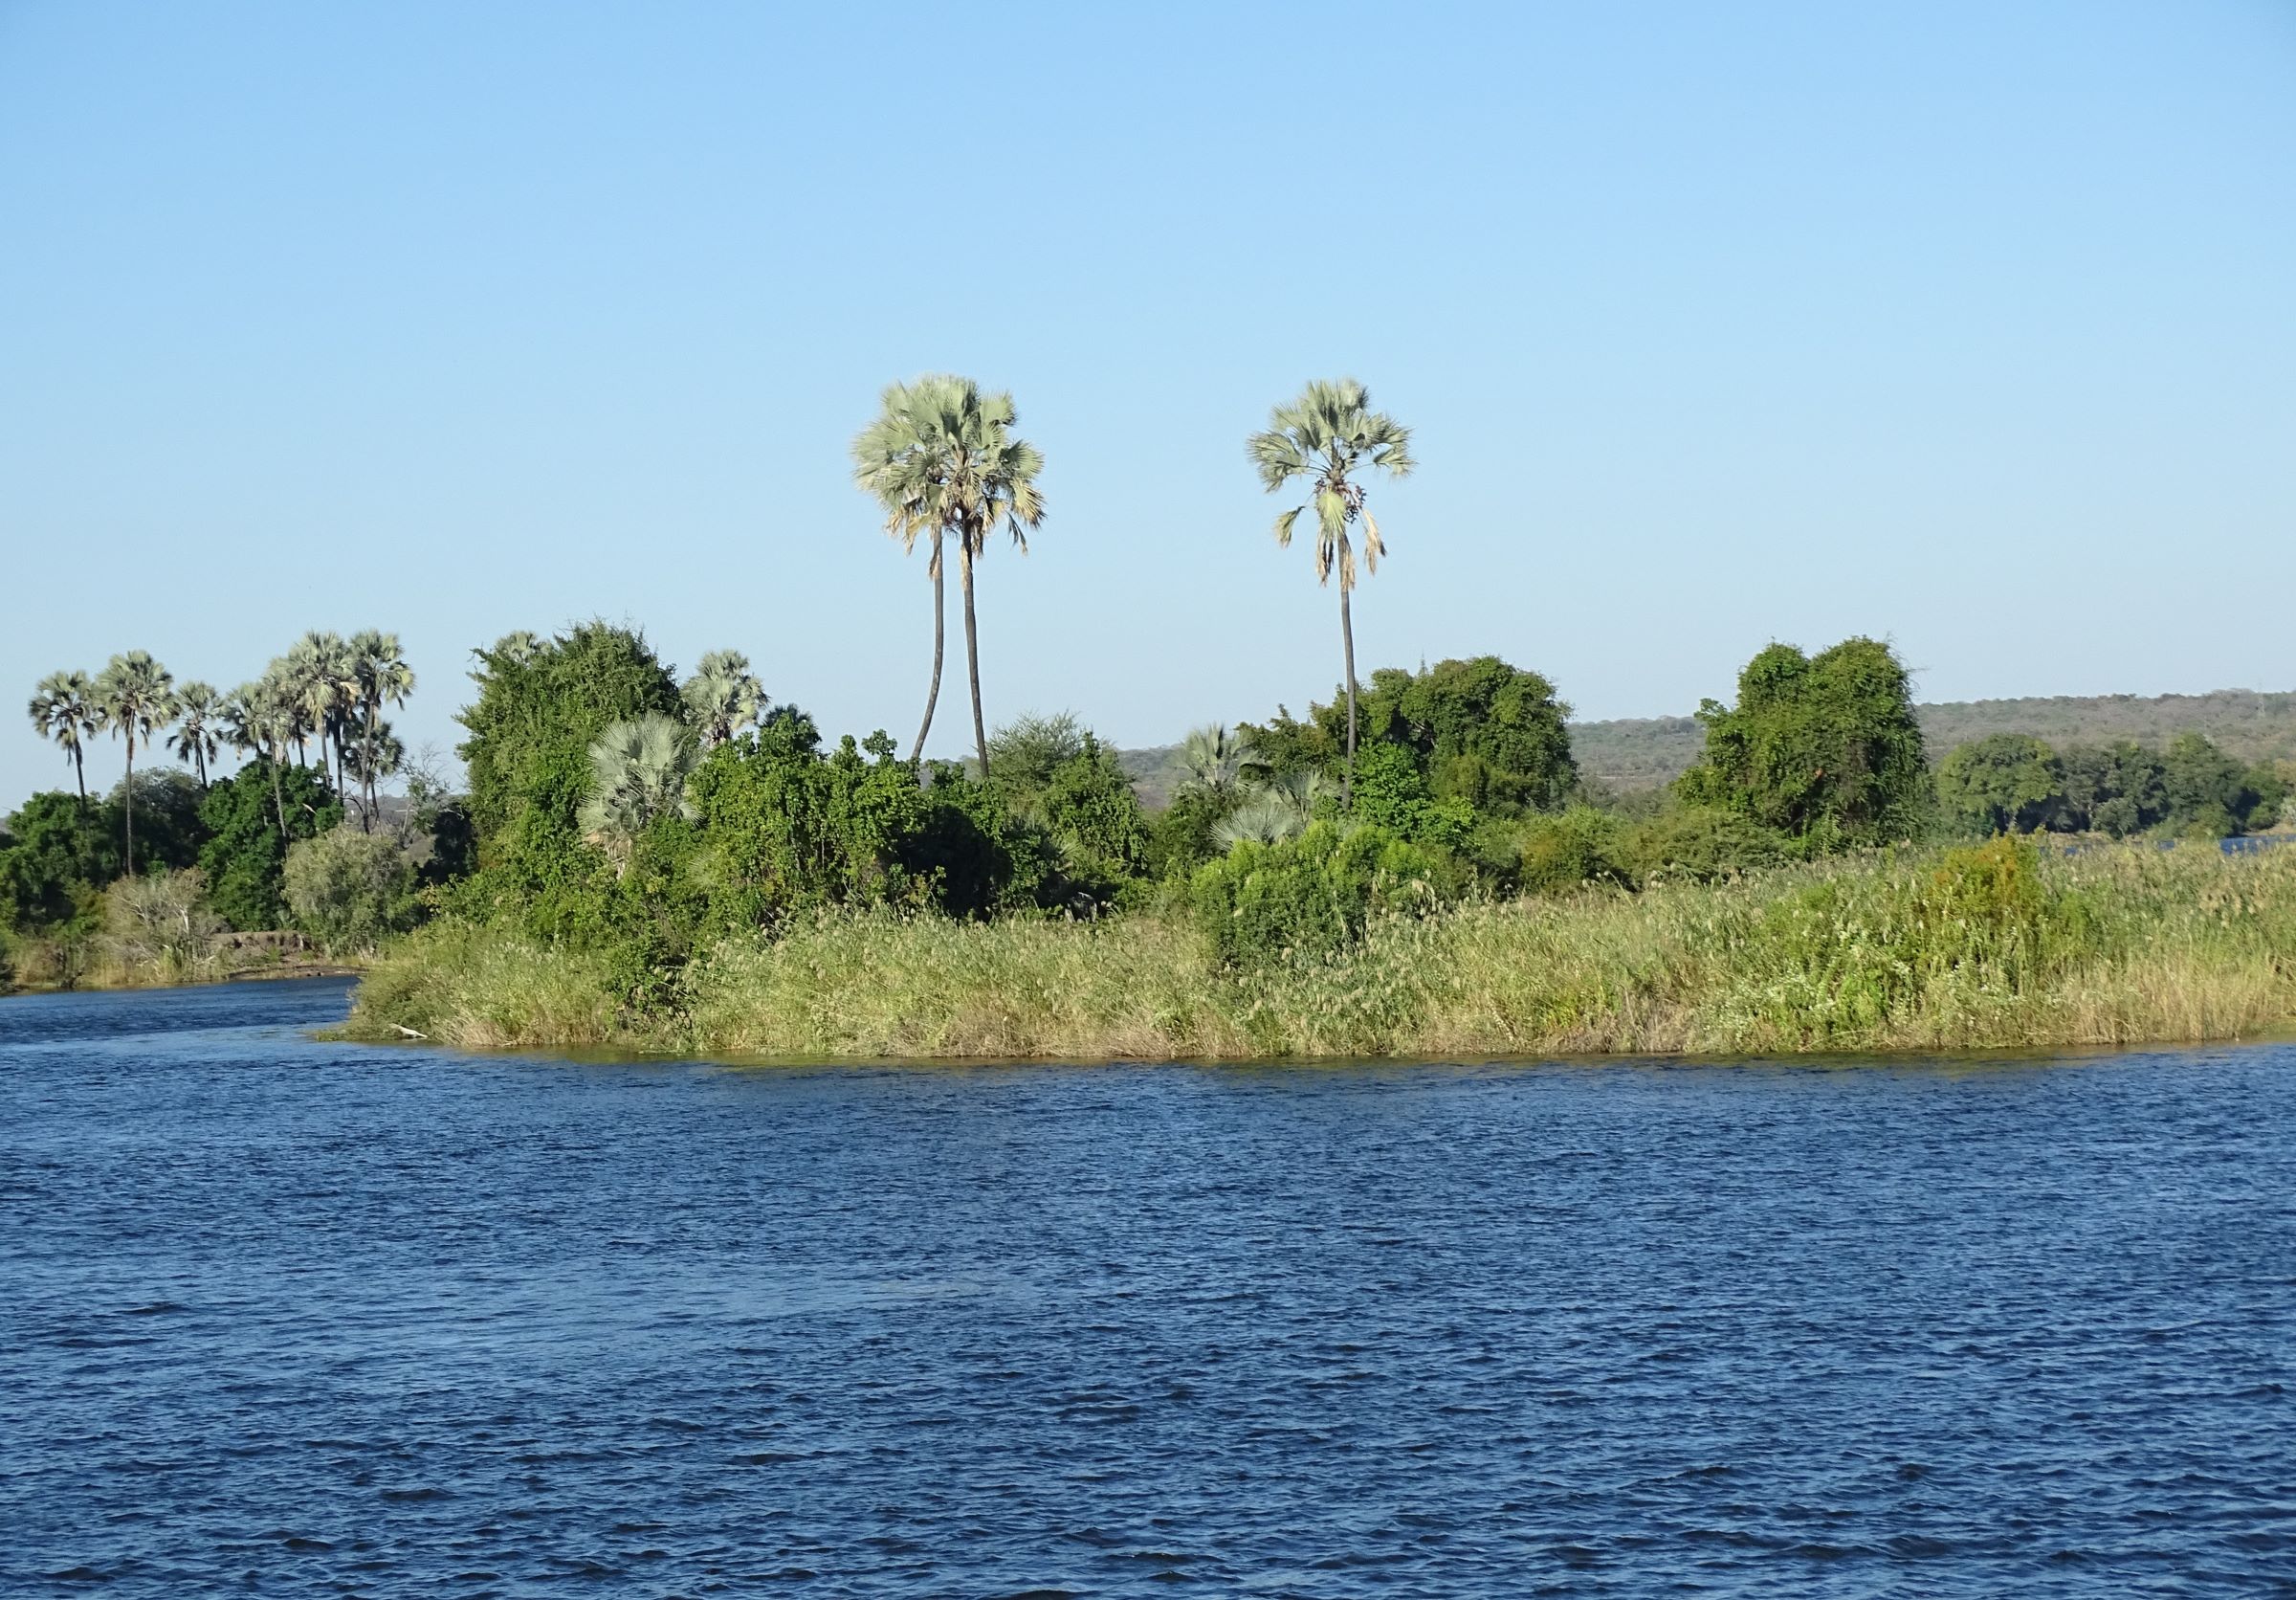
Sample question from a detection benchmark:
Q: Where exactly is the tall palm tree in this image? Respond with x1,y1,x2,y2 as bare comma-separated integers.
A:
349,629,414,831
225,678,296,834
852,374,1046,778
28,669,99,806
93,651,178,874
578,713,697,866
286,632,357,798
1247,378,1415,807
171,680,222,789
681,649,766,749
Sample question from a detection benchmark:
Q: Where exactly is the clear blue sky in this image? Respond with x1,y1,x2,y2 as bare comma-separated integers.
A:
4,1,2292,803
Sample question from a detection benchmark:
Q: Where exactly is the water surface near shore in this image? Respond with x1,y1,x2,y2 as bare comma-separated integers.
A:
3,977,2291,1596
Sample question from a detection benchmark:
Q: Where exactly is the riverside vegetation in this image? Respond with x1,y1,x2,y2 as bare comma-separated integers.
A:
11,375,2295,1054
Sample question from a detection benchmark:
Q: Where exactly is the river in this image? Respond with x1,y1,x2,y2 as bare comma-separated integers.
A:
3,977,2290,1596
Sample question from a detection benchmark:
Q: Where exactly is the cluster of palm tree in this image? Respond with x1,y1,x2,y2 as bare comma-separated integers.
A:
576,652,768,863
29,652,182,871
853,375,1411,803
1172,722,1328,848
26,632,416,863
212,631,416,833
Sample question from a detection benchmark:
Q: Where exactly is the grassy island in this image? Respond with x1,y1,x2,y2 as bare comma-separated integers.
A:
12,378,2294,1052
338,838,2296,1059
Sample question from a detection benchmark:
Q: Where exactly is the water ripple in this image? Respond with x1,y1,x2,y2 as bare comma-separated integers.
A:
1,979,2291,1594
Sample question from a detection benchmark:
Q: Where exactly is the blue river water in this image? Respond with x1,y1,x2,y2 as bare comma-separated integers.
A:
2,977,2292,1597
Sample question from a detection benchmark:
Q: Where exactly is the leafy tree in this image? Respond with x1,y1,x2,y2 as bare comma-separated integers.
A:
196,760,342,930
984,712,1092,826
115,770,210,874
1676,638,1927,851
681,649,766,749
1244,656,1575,818
1936,734,2063,835
852,375,1047,775
1514,807,1635,896
1348,741,1475,853
93,651,178,874
2056,743,2166,836
1625,803,1791,883
284,828,418,954
171,681,223,789
28,670,99,806
1036,734,1151,905
457,622,683,936
0,791,118,930
1247,378,1415,807
2161,732,2273,837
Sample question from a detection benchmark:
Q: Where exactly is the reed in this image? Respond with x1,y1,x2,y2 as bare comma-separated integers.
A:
339,839,2296,1059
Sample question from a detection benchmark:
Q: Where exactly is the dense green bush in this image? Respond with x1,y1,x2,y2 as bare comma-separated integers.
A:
1513,807,1635,896
1190,821,1450,968
197,761,343,929
1677,637,1928,850
1624,803,1791,882
1244,656,1577,817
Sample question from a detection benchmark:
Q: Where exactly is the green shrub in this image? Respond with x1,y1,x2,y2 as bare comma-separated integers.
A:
1626,803,1790,882
1190,820,1449,968
1514,806,1636,896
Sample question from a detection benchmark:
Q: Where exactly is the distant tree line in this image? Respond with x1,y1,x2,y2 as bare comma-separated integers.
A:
1934,732,2284,840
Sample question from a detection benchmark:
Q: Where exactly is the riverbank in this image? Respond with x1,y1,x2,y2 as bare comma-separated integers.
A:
335,840,2296,1059
0,934,366,996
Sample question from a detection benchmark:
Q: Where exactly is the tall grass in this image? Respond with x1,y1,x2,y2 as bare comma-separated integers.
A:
340,840,2296,1059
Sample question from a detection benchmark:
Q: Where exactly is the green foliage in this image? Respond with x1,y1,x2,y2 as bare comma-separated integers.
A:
0,791,117,932
1145,785,1242,879
1347,741,1476,852
2161,732,2275,838
1037,734,1151,904
1936,733,2062,835
1731,836,2049,1044
1624,803,1791,883
1190,820,1450,968
196,761,342,930
1676,637,1927,851
284,827,419,954
1244,656,1577,816
456,622,683,939
1513,807,1635,896
2056,742,2164,836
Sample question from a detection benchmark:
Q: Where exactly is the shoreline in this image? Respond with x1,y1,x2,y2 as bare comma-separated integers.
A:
334,841,2296,1063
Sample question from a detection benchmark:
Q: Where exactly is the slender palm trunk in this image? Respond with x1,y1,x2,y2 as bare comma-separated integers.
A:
361,701,378,832
1339,577,1358,810
72,745,86,808
269,753,287,837
193,745,207,790
960,543,989,778
911,528,947,787
123,733,137,877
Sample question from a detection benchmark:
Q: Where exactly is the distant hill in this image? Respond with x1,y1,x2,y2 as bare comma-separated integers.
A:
1119,690,2296,805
